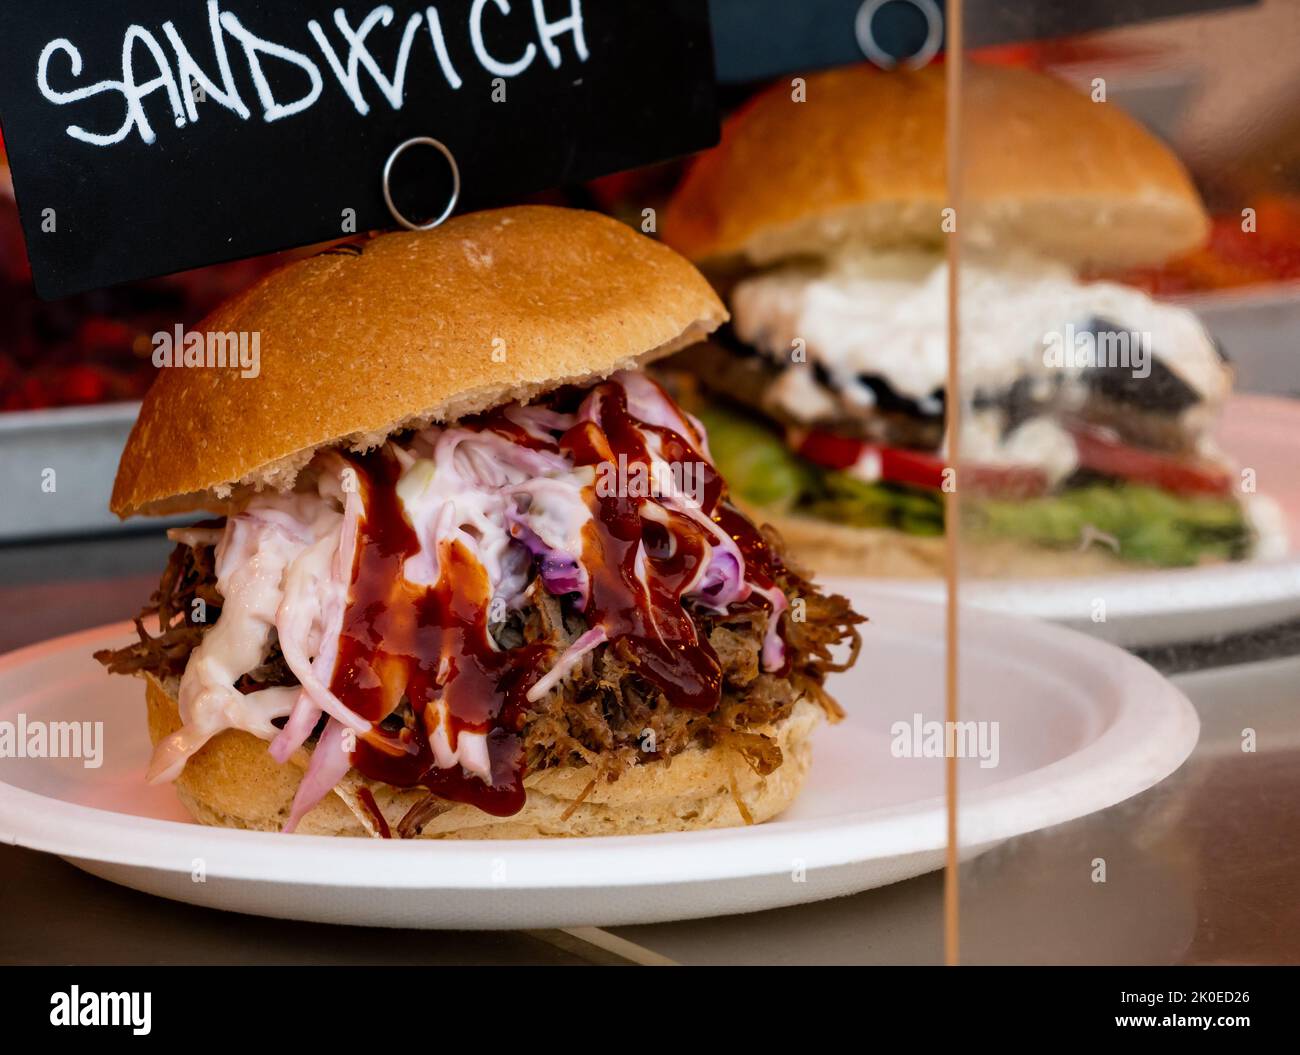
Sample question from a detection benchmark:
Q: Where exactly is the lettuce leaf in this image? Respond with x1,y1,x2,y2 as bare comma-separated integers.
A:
697,401,1250,566
697,403,943,535
967,484,1250,567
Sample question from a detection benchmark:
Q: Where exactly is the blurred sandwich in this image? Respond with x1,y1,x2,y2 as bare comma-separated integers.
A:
661,63,1282,576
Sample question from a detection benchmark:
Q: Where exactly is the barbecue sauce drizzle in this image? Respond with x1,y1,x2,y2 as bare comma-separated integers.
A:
327,379,786,818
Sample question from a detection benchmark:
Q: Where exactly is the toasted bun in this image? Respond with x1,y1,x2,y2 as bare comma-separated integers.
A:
662,64,1208,269
143,674,821,838
761,511,1131,580
113,206,726,518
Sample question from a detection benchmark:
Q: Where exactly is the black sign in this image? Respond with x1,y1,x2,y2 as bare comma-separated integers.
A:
709,0,942,83
0,1,718,299
707,0,1252,84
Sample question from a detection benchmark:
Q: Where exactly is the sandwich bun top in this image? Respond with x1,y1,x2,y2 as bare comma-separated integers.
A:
661,63,1209,269
112,206,726,518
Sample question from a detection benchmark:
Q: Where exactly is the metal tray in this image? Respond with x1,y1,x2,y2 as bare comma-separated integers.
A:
1175,286,1300,398
0,402,151,542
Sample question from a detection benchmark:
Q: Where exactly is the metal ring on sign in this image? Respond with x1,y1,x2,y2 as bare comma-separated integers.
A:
854,0,944,71
382,136,461,231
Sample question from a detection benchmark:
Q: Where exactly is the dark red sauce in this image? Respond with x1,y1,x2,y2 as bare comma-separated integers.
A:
328,447,546,817
561,385,723,712
325,377,788,817
356,786,391,838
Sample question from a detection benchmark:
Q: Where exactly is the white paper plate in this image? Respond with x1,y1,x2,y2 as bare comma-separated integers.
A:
865,396,1300,647
862,559,1300,649
0,594,1198,929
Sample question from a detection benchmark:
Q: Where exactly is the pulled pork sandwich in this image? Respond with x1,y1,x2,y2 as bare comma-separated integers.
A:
95,206,862,839
660,63,1285,577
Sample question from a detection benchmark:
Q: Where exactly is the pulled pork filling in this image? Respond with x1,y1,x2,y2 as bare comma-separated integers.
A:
97,371,861,834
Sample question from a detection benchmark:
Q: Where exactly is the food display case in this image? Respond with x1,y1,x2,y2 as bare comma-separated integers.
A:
0,0,1297,999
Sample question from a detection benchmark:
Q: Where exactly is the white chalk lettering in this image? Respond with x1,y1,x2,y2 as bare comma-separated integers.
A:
37,39,134,146
531,0,588,68
219,9,324,123
425,6,464,89
34,1,593,146
470,0,536,78
309,6,424,116
121,25,188,143
163,1,252,123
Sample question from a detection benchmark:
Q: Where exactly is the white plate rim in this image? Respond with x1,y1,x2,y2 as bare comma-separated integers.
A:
860,556,1300,624
0,598,1199,892
823,395,1300,646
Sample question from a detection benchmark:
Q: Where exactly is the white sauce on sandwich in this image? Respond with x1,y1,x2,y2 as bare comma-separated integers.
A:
731,248,1230,419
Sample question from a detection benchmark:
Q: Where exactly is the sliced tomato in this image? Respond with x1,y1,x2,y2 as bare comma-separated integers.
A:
790,428,864,472
793,428,946,487
872,445,948,491
1070,426,1232,497
963,463,1052,499
795,424,1233,500
791,429,1048,498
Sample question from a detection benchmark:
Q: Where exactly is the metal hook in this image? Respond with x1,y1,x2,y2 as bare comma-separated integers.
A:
855,0,944,71
382,136,461,231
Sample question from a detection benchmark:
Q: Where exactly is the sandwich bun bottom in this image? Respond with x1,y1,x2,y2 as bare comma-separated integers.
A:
762,511,1133,579
144,674,821,838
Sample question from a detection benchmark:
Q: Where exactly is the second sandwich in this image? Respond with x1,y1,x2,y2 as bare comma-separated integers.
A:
661,63,1279,577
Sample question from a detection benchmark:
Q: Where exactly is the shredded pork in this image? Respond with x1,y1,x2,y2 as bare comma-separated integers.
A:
97,525,861,813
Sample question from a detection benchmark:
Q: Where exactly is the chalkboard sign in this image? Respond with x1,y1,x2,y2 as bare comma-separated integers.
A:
0,1,718,299
707,0,1253,84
